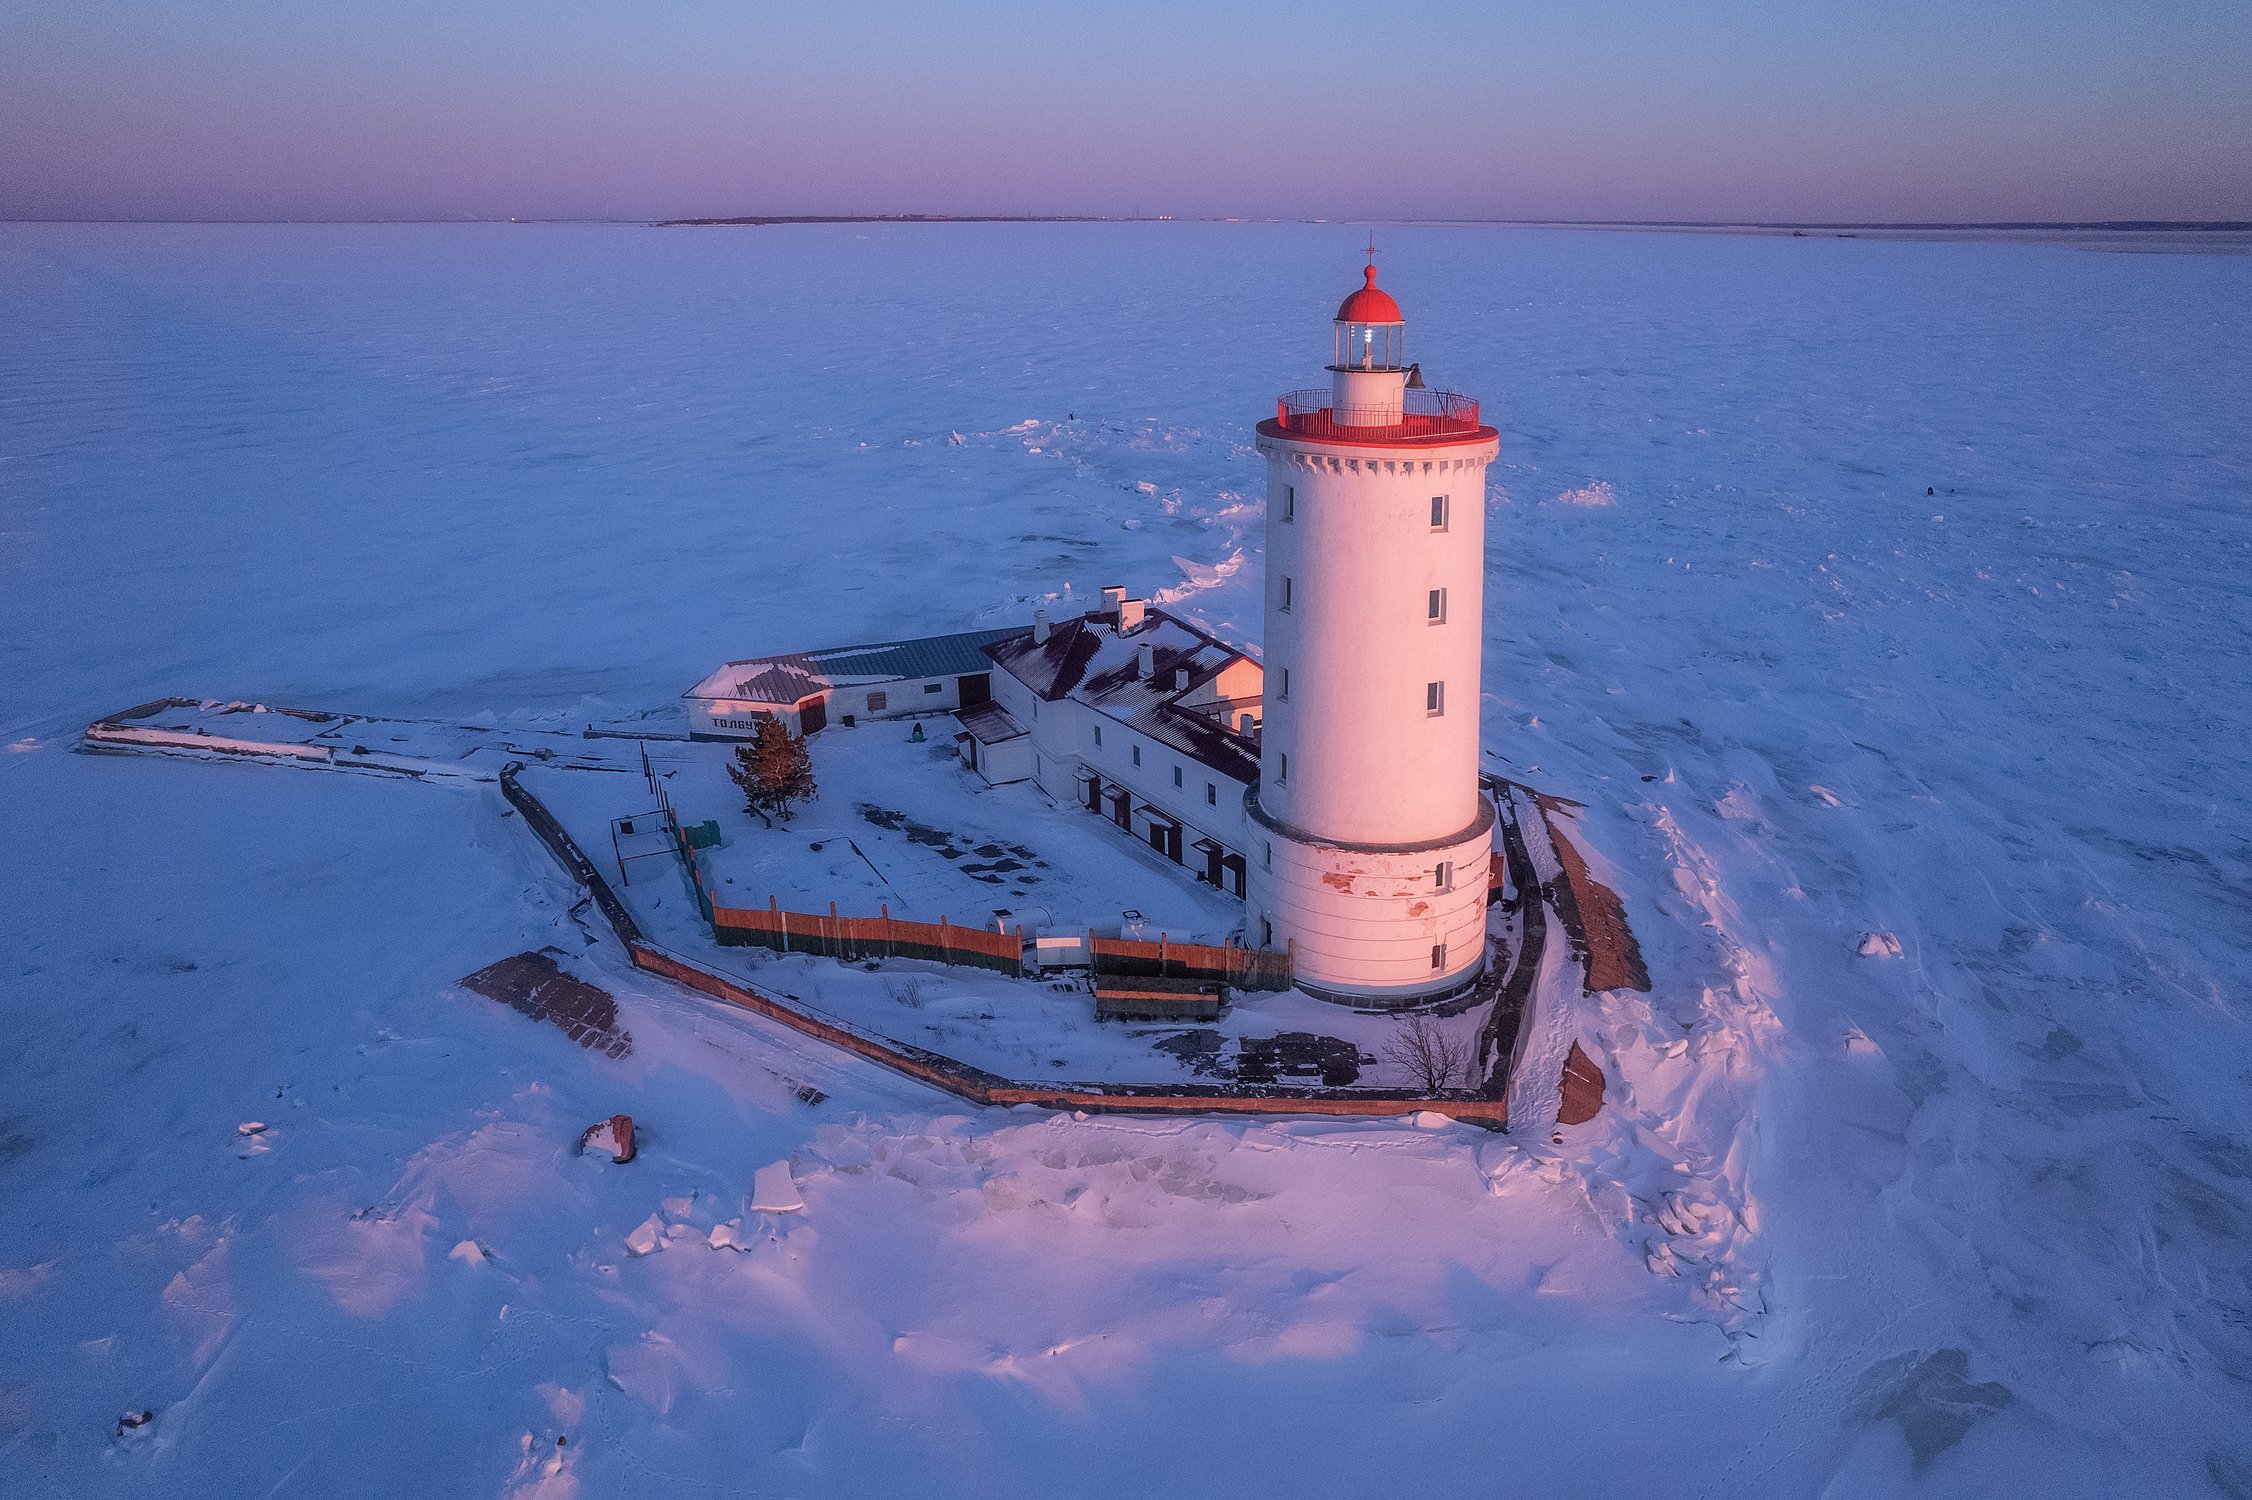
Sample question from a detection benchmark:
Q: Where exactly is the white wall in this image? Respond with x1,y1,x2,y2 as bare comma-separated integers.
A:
1249,423,1500,1001
1078,709,1251,851
1244,809,1492,1005
1256,435,1497,846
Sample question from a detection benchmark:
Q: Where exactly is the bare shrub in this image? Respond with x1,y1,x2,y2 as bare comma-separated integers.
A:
887,976,926,1009
1382,1012,1469,1093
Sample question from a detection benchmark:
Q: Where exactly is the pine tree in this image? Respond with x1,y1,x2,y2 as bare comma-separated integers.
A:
729,716,817,822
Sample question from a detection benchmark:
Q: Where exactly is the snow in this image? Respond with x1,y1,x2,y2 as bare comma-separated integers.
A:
4,221,2250,1496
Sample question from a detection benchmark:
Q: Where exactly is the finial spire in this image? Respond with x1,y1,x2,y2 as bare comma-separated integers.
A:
1365,229,1377,269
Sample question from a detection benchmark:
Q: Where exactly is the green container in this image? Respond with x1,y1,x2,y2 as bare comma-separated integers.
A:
686,819,723,849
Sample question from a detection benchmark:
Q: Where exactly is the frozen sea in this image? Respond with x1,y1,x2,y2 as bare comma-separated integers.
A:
3,221,2249,1497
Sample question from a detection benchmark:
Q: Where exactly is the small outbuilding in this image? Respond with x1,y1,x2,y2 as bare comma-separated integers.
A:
953,701,1032,785
684,627,1020,740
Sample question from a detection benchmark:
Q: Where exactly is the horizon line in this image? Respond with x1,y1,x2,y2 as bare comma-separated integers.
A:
4,214,2247,232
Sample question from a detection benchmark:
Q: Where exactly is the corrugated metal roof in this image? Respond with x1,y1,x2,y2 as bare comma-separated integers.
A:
804,627,1023,683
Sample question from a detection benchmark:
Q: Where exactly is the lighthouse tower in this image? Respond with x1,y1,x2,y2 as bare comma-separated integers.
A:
1247,262,1500,1006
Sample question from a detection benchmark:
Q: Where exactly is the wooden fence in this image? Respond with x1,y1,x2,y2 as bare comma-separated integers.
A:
1090,935,1293,992
713,898,1025,976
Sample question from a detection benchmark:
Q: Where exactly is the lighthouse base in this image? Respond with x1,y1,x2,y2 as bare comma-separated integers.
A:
1245,792,1496,1009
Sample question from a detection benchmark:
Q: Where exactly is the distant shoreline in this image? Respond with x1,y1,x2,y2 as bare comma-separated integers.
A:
7,214,2247,239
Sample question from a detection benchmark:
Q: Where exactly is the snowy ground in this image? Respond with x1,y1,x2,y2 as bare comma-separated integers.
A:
4,222,2250,1496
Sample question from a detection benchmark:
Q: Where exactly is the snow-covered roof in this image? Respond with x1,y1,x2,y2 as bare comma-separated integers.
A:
686,627,1022,703
954,701,1026,745
986,606,1263,784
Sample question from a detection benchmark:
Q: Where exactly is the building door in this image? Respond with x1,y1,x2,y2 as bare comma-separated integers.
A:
797,696,828,735
957,673,991,708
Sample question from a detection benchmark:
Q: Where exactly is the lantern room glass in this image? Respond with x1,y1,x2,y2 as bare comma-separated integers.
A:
1333,319,1403,372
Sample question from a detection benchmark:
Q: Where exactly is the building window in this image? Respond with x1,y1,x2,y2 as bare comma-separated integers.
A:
1426,681,1445,716
1260,917,1273,947
1275,751,1288,784
924,681,943,694
1431,942,1447,970
1434,861,1454,891
1131,745,1141,768
1093,724,1102,747
1172,765,1183,789
1280,576,1293,613
1263,842,1273,870
1431,495,1449,531
1281,484,1295,521
1278,666,1290,701
867,690,888,712
1205,782,1217,807
1427,588,1446,624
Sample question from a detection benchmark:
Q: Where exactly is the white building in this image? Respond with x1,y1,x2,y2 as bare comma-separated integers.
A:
978,588,1264,898
682,627,1020,740
1245,263,1501,1006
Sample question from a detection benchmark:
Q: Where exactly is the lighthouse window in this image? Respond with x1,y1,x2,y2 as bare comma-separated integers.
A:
1278,666,1290,701
1426,681,1445,716
1172,765,1183,789
1431,942,1447,971
1427,588,1447,624
1205,782,1217,807
1280,576,1293,612
1282,485,1295,521
1431,495,1449,531
1263,841,1273,870
1275,751,1289,784
1131,745,1141,768
1261,917,1273,947
1434,860,1454,891
1093,725,1103,747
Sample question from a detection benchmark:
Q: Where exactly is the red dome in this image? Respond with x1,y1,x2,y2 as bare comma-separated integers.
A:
1335,264,1403,324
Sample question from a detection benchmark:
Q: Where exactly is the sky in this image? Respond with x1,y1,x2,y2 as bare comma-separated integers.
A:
3,0,2249,224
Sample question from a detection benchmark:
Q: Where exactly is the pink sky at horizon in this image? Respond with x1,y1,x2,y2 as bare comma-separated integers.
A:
4,0,2248,225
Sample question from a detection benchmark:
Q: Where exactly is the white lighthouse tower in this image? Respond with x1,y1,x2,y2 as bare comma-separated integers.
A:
1247,261,1500,1007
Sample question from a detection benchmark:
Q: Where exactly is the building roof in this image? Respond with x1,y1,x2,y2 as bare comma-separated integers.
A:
985,604,1264,784
954,701,1027,744
686,626,1021,703
1336,263,1403,324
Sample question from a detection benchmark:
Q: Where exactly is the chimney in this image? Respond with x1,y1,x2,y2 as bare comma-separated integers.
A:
1137,642,1156,680
1100,584,1126,614
1032,609,1051,645
1118,597,1146,634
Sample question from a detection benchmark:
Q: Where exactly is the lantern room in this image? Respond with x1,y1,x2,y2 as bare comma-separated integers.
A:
1328,262,1409,428
1330,264,1405,372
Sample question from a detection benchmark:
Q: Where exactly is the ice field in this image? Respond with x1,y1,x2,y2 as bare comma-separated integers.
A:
2,220,2249,1496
